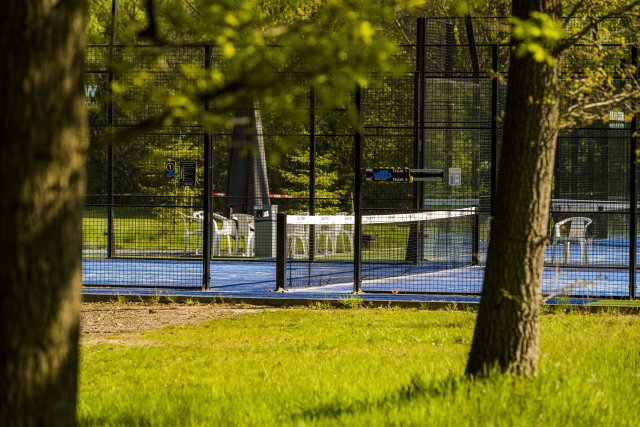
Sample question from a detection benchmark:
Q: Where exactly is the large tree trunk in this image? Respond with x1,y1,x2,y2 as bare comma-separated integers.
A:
0,1,87,425
466,0,562,376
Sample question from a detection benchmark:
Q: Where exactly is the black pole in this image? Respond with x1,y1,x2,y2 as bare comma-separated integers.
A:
309,87,316,260
413,17,426,211
202,45,213,290
630,45,638,300
110,0,118,46
106,0,118,258
309,87,316,214
490,44,499,217
472,213,480,265
276,213,287,291
465,15,480,78
444,22,454,188
407,17,427,264
353,85,363,293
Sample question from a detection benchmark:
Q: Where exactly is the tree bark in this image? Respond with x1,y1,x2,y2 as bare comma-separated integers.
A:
466,0,562,376
0,1,87,425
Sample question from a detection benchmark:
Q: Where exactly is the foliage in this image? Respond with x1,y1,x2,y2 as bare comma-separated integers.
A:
511,12,564,65
507,3,640,129
90,0,427,122
86,0,442,202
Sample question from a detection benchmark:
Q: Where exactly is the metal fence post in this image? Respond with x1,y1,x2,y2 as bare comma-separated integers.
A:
413,17,426,211
309,86,316,261
473,213,480,265
106,0,118,259
354,85,363,293
202,45,213,290
276,213,287,291
407,17,426,264
630,45,638,300
491,43,499,218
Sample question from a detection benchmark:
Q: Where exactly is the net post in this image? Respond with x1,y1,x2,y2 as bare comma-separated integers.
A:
276,213,287,292
472,212,480,266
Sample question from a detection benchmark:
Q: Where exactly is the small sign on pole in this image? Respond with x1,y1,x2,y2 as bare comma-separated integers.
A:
365,167,412,183
180,161,197,187
448,168,462,186
609,111,625,129
365,167,444,183
165,161,176,178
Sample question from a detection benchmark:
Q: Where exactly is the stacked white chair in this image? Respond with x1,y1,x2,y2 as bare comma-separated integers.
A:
180,211,203,254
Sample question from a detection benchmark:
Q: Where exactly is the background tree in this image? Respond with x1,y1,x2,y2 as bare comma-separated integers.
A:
279,145,346,213
466,0,640,376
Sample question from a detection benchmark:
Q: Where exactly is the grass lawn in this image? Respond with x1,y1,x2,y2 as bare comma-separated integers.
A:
78,306,640,426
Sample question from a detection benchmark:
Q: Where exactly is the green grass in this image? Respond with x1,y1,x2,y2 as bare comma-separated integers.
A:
82,213,239,253
82,215,180,250
78,307,640,426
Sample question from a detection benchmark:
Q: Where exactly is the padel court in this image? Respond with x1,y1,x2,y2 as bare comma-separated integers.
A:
83,19,640,301
82,240,640,298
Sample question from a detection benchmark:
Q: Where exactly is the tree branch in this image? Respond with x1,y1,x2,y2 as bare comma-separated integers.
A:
560,84,640,129
557,0,640,51
563,2,586,26
137,0,165,44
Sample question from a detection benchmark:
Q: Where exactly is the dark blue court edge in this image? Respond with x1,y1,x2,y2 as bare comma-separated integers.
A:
81,287,621,309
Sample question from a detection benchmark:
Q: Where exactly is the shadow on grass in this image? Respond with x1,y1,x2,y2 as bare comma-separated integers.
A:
293,374,464,422
79,414,153,427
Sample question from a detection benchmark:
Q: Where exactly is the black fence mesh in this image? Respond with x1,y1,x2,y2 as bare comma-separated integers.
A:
83,19,639,297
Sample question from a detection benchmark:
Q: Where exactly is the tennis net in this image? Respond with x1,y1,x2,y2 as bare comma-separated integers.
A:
277,208,482,292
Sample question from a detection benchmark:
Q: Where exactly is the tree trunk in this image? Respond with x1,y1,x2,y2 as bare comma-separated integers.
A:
0,1,87,425
466,0,562,376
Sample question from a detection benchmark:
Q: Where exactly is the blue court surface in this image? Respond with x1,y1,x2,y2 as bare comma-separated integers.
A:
82,259,277,291
82,254,638,303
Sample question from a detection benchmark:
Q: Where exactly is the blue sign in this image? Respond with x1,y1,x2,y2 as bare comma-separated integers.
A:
373,169,392,180
165,162,176,178
365,167,411,183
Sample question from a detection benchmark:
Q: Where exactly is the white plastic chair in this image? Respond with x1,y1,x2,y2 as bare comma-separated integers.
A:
211,212,236,256
335,213,353,253
232,213,255,256
180,211,203,254
317,213,353,254
288,212,309,257
551,216,593,264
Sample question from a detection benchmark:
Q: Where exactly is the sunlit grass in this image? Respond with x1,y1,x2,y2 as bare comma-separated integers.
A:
78,307,640,426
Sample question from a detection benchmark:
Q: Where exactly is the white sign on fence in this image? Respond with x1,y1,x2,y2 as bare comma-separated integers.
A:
448,168,462,186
